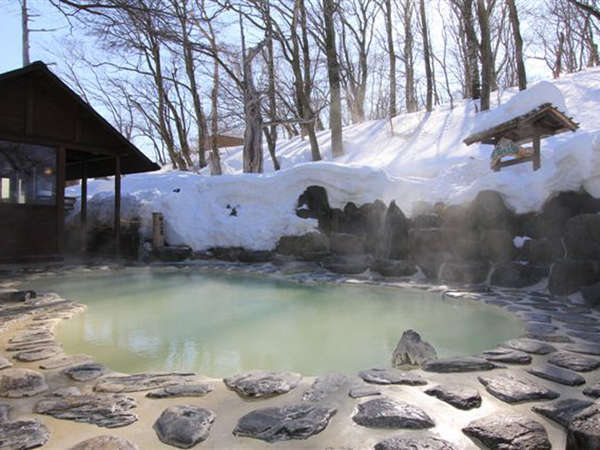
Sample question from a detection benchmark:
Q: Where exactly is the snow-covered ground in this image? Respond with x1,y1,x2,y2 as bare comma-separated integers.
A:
71,68,600,251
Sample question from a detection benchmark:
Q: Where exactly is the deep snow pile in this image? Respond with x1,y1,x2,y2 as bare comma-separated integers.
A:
71,68,600,251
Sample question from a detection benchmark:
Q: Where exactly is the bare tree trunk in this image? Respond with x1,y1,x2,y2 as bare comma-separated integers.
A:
323,0,343,157
463,0,481,100
402,0,417,112
209,57,222,175
264,0,281,169
419,0,433,112
383,0,396,117
554,32,565,78
476,0,493,111
506,0,526,90
21,0,30,65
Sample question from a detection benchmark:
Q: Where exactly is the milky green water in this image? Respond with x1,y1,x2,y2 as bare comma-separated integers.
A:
32,269,523,377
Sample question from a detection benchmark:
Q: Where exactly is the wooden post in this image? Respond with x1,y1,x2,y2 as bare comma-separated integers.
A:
152,212,165,249
533,136,541,171
114,156,121,258
81,161,87,253
56,147,66,256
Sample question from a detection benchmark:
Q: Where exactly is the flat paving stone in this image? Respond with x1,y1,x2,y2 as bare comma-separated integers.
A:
478,373,560,403
352,397,435,429
422,356,498,373
502,338,556,355
482,348,532,364
349,385,381,399
302,373,347,402
233,404,336,443
224,371,301,398
569,331,600,343
0,404,9,422
39,354,92,370
527,364,586,386
524,333,573,343
521,313,552,323
14,346,60,362
374,436,457,450
553,313,598,326
533,398,594,427
0,368,48,398
463,413,551,450
526,323,559,335
359,368,427,385
94,373,200,393
562,323,600,333
35,392,137,428
64,363,109,382
0,355,11,370
69,435,139,450
5,340,57,352
565,343,600,356
9,331,53,344
583,382,600,398
424,384,481,410
153,405,215,449
567,401,600,449
548,352,600,372
146,384,213,399
0,419,50,449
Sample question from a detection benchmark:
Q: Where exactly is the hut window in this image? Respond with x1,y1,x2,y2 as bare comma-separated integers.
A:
0,141,56,205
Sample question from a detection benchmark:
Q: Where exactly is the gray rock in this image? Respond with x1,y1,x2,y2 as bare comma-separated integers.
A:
371,259,417,278
0,355,12,370
233,404,336,443
482,348,532,364
549,260,600,296
527,364,586,386
39,354,92,370
0,419,50,449
569,331,600,343
490,262,547,288
374,436,457,450
439,261,490,285
348,385,381,399
0,404,9,422
5,340,57,352
147,384,213,399
581,282,600,307
524,333,572,343
14,346,60,362
64,363,109,382
69,435,139,450
526,323,559,335
153,405,215,449
277,232,330,257
463,414,551,450
329,233,366,255
352,397,434,429
567,401,600,449
0,368,48,398
0,290,36,302
502,338,556,355
323,255,370,274
584,383,600,398
359,368,427,386
478,373,559,404
548,352,600,372
533,398,594,428
424,384,481,410
35,392,137,428
94,372,199,393
224,370,301,398
302,373,347,402
391,330,437,367
9,331,53,345
423,356,497,373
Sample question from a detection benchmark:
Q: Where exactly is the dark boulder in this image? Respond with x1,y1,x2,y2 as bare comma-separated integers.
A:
371,259,418,277
548,260,600,296
238,250,273,263
322,255,371,274
480,229,515,263
439,261,490,285
361,200,388,252
521,238,564,264
276,232,329,257
153,245,192,262
381,201,410,259
564,214,600,260
463,414,551,450
153,406,215,448
209,247,244,261
297,185,330,220
352,397,435,429
582,282,600,307
440,204,469,229
466,190,515,232
329,233,366,255
412,214,441,229
391,330,437,367
539,190,600,238
490,262,548,288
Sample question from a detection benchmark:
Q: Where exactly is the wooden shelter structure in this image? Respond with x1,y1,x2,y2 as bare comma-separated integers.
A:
0,61,160,262
463,103,579,172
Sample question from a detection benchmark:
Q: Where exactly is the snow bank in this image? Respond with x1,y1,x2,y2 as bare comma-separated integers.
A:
70,68,600,251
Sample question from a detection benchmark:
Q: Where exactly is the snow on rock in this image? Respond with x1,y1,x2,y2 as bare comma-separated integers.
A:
69,68,600,251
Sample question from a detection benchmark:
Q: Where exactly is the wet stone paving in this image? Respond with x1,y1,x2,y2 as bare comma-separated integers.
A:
1,261,600,448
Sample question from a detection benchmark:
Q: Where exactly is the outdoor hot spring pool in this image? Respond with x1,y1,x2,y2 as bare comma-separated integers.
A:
31,269,524,377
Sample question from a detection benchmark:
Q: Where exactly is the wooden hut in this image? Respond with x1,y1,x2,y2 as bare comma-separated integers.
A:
0,61,160,262
463,103,579,172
